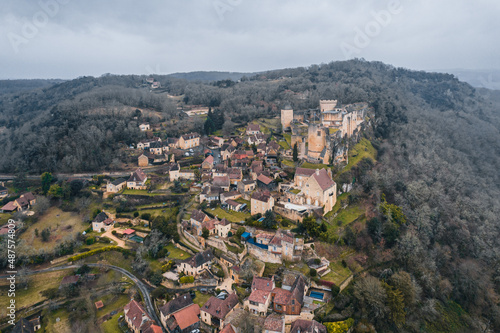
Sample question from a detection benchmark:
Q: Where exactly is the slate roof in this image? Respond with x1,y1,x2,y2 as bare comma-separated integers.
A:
202,293,239,320
93,211,109,223
251,191,272,203
264,314,284,332
11,318,34,333
225,199,240,208
191,209,208,223
159,293,193,317
128,168,147,182
169,163,180,171
213,176,230,187
111,178,126,186
183,249,213,268
290,319,327,333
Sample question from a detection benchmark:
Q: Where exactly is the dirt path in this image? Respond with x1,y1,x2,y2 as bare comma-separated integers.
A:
102,228,128,248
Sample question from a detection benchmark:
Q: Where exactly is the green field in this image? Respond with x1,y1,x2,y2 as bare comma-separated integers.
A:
0,269,71,317
122,189,163,196
81,251,134,272
209,207,250,223
19,207,85,252
96,294,131,319
342,138,377,173
192,290,212,307
279,140,290,150
166,243,191,260
102,311,124,333
283,134,292,147
300,161,330,169
281,159,295,168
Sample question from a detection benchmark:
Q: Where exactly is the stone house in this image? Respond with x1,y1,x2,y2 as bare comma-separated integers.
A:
138,154,149,167
202,155,215,170
244,276,275,316
237,179,256,194
199,186,222,203
251,191,275,215
127,168,148,190
201,293,239,329
1,192,36,212
159,293,200,333
178,132,200,149
270,275,307,315
263,314,285,333
106,178,126,193
178,249,214,277
92,211,115,232
190,210,210,235
124,299,161,333
169,163,180,182
213,176,230,192
246,124,261,135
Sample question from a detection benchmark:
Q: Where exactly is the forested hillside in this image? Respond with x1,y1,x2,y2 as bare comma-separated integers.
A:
1,60,499,330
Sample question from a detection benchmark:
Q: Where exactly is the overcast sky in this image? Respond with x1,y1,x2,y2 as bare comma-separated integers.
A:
1,0,499,79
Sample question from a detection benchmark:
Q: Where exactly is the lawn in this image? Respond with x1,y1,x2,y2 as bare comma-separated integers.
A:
19,207,85,251
122,189,163,196
300,161,330,169
166,243,191,260
0,212,12,225
101,311,124,333
283,134,292,147
281,159,295,168
325,200,365,234
81,251,134,272
321,260,353,286
208,207,250,223
0,269,72,317
256,118,281,130
279,140,290,150
341,138,377,174
44,307,72,333
235,198,250,206
263,263,282,277
192,290,212,307
96,294,131,319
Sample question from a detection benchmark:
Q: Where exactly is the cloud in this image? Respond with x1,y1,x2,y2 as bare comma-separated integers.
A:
0,0,499,79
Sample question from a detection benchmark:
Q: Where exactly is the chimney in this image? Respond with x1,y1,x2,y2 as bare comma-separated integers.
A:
315,169,319,175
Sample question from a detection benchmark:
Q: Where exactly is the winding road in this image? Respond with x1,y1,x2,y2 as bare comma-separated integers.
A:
1,263,164,332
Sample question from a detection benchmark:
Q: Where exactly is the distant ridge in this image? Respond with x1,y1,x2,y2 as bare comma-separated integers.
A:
166,71,257,82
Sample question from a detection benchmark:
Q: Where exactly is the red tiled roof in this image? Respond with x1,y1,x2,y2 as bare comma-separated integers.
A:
252,276,274,292
272,288,292,305
172,303,200,330
264,314,284,331
123,229,135,235
248,289,271,304
203,155,214,164
95,300,104,309
124,299,154,331
221,324,236,333
143,323,163,333
257,174,273,185
1,201,17,211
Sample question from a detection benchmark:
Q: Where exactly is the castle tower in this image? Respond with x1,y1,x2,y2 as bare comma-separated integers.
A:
307,124,326,160
320,99,338,112
281,104,293,131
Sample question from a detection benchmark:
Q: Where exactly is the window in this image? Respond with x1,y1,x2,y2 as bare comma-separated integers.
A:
317,131,321,136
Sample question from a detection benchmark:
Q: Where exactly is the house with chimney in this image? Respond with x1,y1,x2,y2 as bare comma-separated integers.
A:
127,168,148,190
201,293,239,329
246,124,261,135
289,319,327,333
178,249,214,277
106,178,126,193
199,185,223,203
178,132,200,149
190,210,210,235
124,299,162,333
1,192,36,213
294,168,337,214
251,191,275,215
244,276,275,316
270,275,307,315
159,293,200,333
92,211,115,232
263,314,285,333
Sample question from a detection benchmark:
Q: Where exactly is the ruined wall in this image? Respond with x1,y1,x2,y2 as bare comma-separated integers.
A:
281,108,294,130
246,242,282,264
307,124,326,159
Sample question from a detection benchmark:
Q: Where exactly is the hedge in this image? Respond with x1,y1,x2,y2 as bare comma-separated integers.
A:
324,318,354,333
68,246,130,262
179,276,195,284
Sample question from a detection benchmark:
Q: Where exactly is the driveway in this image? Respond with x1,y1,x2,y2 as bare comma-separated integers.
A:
102,228,128,248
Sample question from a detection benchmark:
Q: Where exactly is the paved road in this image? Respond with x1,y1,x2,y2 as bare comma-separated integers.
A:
1,263,164,332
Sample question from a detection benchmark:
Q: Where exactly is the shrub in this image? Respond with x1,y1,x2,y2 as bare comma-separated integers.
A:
310,268,317,277
133,211,139,218
179,276,195,284
323,318,354,333
85,236,95,245
331,284,340,298
67,246,129,262
141,213,152,221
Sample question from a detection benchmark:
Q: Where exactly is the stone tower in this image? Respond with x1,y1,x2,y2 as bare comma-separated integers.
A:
307,124,326,160
281,104,293,131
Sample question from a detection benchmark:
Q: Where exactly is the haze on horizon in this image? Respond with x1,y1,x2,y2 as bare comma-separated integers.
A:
1,0,499,80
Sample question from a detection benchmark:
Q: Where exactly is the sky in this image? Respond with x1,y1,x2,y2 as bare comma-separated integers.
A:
1,0,499,80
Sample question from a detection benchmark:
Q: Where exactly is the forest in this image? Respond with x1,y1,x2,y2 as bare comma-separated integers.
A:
0,60,499,331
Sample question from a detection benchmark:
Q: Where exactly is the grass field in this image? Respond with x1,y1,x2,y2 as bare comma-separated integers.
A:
122,189,163,196
300,161,330,169
96,294,130,319
342,138,377,173
0,212,12,226
19,207,85,251
0,269,72,317
279,140,290,150
102,311,124,333
209,207,250,223
166,243,191,260
283,134,292,147
44,307,72,333
81,251,134,272
281,159,295,168
192,290,212,307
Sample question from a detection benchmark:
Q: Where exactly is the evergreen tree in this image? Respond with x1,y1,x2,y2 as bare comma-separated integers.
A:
41,172,53,195
293,143,298,162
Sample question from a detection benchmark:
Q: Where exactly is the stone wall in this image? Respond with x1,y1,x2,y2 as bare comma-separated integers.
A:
206,238,228,253
246,242,282,264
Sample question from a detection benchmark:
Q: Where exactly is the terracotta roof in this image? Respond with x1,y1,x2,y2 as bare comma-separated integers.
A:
256,233,274,240
202,218,218,231
295,167,316,177
257,174,273,185
191,209,208,223
290,319,327,333
143,323,163,333
252,276,274,292
102,218,114,226
269,235,283,246
95,300,104,309
122,229,135,235
311,169,336,191
124,299,154,331
248,289,271,304
203,155,214,164
272,288,292,305
172,303,200,330
264,314,284,332
159,293,193,317
219,218,231,226
202,293,239,320
128,168,147,182
1,201,17,211
183,249,213,268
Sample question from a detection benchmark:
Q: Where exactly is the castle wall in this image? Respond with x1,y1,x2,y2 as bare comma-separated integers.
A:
320,100,338,112
281,108,294,130
246,242,282,263
307,124,326,159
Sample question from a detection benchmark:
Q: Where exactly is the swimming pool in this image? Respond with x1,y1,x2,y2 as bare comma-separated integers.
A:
309,291,324,300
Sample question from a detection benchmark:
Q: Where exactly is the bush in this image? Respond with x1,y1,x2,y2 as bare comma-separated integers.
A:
141,213,152,221
323,318,354,333
151,286,169,299
111,230,117,236
331,284,340,298
310,268,317,277
133,211,139,217
67,246,130,262
85,236,95,245
179,276,195,284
